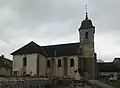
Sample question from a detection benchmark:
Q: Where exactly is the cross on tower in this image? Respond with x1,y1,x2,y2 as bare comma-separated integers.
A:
85,5,87,13
85,5,88,20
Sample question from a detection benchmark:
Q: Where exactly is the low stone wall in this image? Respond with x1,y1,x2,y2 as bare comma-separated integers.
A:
0,76,49,80
0,77,49,88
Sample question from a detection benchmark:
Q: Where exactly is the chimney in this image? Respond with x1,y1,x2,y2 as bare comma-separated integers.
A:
1,55,4,58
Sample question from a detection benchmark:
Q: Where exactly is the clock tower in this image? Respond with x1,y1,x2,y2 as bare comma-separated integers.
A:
78,8,96,80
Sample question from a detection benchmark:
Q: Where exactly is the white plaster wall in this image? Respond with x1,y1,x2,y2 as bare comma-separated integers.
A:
46,58,51,76
39,54,47,76
47,55,80,79
68,56,79,78
12,54,80,78
13,55,23,72
26,54,37,75
46,57,57,77
47,57,64,77
13,54,38,76
56,57,64,77
79,28,95,43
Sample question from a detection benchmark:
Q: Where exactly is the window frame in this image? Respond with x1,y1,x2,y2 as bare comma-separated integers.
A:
58,59,62,67
47,60,50,68
70,58,74,67
23,57,27,66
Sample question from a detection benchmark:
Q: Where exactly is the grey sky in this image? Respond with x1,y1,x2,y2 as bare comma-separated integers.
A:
0,0,120,61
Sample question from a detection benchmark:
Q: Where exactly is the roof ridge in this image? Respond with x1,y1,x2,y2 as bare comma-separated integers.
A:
42,42,79,47
10,41,42,55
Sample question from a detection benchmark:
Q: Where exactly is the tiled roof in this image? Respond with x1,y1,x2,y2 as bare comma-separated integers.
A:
42,42,80,57
11,41,81,57
11,41,46,56
113,58,120,62
97,62,120,72
0,56,12,68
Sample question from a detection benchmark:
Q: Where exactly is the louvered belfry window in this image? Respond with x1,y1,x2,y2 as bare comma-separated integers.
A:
85,32,88,39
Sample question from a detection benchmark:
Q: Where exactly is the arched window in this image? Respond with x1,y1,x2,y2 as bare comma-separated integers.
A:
85,32,88,39
23,57,27,66
70,58,74,67
47,60,50,68
58,59,62,67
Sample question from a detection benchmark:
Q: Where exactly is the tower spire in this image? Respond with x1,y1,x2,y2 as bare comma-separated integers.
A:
85,5,88,20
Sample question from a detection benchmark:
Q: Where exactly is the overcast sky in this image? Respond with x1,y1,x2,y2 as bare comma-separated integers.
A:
0,0,120,61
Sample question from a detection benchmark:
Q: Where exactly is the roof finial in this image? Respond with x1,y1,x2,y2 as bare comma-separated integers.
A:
85,4,88,20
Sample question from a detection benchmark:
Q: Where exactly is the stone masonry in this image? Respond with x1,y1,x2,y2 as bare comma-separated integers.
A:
0,77,49,88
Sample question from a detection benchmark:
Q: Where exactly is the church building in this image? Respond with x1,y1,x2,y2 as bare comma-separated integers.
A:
11,12,97,80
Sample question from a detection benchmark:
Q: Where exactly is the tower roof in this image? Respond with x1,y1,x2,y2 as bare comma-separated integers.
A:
79,19,95,30
78,6,95,30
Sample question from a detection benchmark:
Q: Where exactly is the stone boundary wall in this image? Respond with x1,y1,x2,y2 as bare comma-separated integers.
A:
0,77,49,88
0,77,49,80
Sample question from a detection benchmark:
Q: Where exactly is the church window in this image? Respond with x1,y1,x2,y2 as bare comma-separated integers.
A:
58,59,62,67
47,60,50,68
70,58,74,67
85,32,88,39
23,57,27,66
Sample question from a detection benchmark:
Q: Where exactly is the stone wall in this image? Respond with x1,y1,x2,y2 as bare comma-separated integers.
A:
0,77,49,88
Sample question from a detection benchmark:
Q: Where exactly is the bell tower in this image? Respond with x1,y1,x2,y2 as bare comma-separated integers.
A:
78,5,96,80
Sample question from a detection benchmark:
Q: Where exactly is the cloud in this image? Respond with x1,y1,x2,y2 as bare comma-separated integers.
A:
0,0,119,61
95,32,120,61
